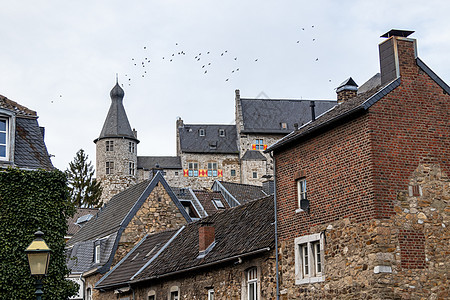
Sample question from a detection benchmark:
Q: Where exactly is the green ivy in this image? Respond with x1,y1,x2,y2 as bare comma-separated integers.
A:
0,168,78,299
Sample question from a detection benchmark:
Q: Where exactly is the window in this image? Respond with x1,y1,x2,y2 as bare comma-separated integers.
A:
281,122,287,129
199,128,205,136
212,198,225,209
296,178,308,211
208,162,218,177
254,139,263,150
247,267,258,300
169,286,179,300
106,161,114,174
129,142,135,153
148,290,156,300
94,244,100,264
231,169,236,177
208,289,214,300
106,140,114,151
86,287,92,300
174,171,179,176
129,162,135,175
252,171,257,179
219,129,225,137
188,162,198,177
295,233,325,284
0,118,8,159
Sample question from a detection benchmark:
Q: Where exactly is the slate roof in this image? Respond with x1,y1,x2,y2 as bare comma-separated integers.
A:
240,98,337,134
137,156,181,170
66,208,99,237
214,181,268,205
94,83,138,143
95,195,274,289
66,172,192,274
192,190,230,215
241,150,267,161
0,94,53,170
178,124,238,154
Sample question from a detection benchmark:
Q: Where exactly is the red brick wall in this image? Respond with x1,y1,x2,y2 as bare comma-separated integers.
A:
275,114,375,241
369,38,450,218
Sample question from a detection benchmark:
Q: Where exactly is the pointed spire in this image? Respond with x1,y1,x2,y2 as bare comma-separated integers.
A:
94,79,139,143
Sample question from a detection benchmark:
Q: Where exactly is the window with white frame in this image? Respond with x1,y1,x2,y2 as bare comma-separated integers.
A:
219,129,225,137
199,128,205,136
247,267,258,300
129,162,135,175
295,233,325,284
169,286,179,300
0,118,8,160
106,161,114,174
188,162,198,177
207,162,217,177
208,289,214,300
129,141,135,153
94,244,101,264
296,178,308,211
106,140,114,151
86,287,92,300
254,139,264,150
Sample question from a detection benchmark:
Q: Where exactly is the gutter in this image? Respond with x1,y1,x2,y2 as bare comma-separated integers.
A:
270,151,280,300
129,247,272,285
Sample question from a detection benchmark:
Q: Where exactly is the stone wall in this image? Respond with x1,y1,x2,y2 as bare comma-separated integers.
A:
114,182,188,265
179,153,240,189
241,159,267,186
96,138,137,203
96,252,276,300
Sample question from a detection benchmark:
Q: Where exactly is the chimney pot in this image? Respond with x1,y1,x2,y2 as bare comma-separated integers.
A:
336,77,358,103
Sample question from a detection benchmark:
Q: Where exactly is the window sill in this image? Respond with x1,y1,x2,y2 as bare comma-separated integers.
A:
295,276,325,285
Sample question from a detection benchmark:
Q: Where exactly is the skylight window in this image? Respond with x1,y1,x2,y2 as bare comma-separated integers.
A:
212,198,225,209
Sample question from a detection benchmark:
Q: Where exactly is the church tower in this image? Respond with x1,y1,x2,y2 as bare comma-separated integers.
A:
94,80,139,203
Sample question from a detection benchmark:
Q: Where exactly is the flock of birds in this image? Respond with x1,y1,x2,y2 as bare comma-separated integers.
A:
51,25,323,102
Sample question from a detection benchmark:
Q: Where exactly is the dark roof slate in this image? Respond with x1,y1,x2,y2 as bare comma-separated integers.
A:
95,83,138,143
217,181,267,204
96,195,274,289
137,156,181,170
66,208,100,237
241,150,267,161
178,124,238,154
240,98,337,134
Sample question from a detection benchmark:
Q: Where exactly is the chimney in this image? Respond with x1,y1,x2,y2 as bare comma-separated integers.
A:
379,29,416,85
199,222,215,252
336,77,358,103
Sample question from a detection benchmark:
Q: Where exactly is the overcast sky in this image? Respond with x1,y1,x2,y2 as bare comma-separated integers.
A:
1,0,449,171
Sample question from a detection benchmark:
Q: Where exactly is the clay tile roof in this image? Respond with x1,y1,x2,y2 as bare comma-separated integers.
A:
240,98,336,134
178,124,238,154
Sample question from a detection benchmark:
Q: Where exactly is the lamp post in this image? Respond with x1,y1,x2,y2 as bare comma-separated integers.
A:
25,230,51,300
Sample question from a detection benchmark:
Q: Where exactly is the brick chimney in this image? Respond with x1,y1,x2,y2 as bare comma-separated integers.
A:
336,77,358,103
379,29,416,85
199,223,215,252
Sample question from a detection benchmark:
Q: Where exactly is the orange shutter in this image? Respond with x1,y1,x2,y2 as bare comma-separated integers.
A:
183,169,189,177
252,144,256,150
218,170,223,177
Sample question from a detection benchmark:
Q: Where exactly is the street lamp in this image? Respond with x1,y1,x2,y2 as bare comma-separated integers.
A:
25,230,51,300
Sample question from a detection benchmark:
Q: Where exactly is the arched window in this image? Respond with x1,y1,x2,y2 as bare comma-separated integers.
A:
169,286,179,300
247,267,258,300
148,289,156,300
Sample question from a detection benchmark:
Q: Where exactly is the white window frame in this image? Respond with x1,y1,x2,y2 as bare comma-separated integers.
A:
106,161,114,174
296,178,307,211
0,117,9,160
207,162,217,177
247,267,258,300
255,139,264,150
208,289,214,300
129,161,135,175
295,233,325,284
188,162,198,177
94,244,101,264
129,141,135,153
199,128,205,136
218,129,225,137
106,140,114,151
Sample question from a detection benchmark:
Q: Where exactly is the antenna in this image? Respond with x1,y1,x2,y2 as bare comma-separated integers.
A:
116,73,118,84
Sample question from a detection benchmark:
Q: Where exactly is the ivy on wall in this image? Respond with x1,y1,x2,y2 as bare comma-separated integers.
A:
0,168,78,299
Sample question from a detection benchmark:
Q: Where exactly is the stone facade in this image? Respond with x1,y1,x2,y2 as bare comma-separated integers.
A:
96,138,137,204
95,252,277,300
114,182,187,265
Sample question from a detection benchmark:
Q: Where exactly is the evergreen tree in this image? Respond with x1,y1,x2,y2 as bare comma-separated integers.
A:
66,149,102,208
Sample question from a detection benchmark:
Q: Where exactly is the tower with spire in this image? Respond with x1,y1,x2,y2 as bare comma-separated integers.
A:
94,80,139,203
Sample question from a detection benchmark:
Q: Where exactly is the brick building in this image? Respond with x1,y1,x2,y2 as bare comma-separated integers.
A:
267,30,449,299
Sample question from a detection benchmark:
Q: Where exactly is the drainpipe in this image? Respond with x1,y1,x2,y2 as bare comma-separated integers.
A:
270,151,280,300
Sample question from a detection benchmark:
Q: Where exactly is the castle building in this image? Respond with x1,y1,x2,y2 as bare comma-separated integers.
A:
94,81,139,203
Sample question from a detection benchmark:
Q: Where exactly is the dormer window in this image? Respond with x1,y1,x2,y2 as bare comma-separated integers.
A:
199,128,205,136
281,122,287,129
0,118,9,160
212,198,225,209
94,244,100,264
209,142,217,150
219,129,225,137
